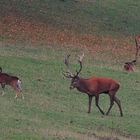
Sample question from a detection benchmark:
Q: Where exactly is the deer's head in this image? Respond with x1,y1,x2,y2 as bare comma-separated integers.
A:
63,53,84,89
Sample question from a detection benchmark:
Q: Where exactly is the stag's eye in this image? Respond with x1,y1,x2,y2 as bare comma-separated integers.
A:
72,76,79,83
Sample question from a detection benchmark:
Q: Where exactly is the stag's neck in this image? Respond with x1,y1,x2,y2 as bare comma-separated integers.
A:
76,77,89,94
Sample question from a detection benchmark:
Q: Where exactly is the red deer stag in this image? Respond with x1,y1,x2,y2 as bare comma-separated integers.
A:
124,60,136,72
63,54,123,116
0,67,24,99
135,35,140,61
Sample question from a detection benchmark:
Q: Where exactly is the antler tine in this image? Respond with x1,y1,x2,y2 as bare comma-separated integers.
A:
76,53,84,76
62,71,74,78
64,54,70,68
78,53,84,62
63,54,74,78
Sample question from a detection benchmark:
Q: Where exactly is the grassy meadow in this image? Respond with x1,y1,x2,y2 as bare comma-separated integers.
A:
0,0,140,140
0,43,140,140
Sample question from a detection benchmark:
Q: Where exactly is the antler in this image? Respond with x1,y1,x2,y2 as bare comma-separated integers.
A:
63,54,74,78
64,54,70,68
76,53,84,76
63,53,84,78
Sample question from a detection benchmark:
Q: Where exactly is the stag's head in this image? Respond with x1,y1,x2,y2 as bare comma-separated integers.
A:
63,53,84,89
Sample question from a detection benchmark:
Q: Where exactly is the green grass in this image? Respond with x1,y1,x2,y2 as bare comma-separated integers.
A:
0,44,140,140
0,0,140,139
0,0,140,35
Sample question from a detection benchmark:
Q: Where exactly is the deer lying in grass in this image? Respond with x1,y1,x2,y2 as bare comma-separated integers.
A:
124,60,136,72
63,54,123,116
0,67,24,99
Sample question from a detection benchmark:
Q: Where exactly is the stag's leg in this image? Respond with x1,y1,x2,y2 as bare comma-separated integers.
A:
12,81,24,99
15,92,20,99
87,95,93,113
106,94,114,115
114,96,123,117
21,92,24,99
95,96,104,115
14,90,24,99
12,86,20,99
19,91,24,100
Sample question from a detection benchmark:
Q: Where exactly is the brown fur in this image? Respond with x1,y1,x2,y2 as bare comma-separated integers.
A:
0,67,24,99
69,76,123,116
124,60,136,72
63,54,123,116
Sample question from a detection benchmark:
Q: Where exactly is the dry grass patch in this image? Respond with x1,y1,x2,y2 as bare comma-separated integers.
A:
40,128,139,140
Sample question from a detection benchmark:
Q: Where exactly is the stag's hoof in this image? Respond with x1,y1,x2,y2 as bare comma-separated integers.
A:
105,112,109,115
120,113,123,117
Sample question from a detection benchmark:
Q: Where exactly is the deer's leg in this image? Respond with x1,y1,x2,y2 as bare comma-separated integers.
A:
17,80,24,99
19,90,24,99
114,96,123,117
135,46,139,61
95,96,104,115
87,95,93,113
1,83,5,96
14,90,24,99
15,91,20,99
135,38,139,61
12,86,20,99
14,91,24,99
106,94,114,115
21,92,24,99
11,81,23,99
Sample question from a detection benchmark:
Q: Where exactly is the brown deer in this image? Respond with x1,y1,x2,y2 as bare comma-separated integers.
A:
124,60,136,72
0,67,24,99
63,54,123,116
135,35,140,61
